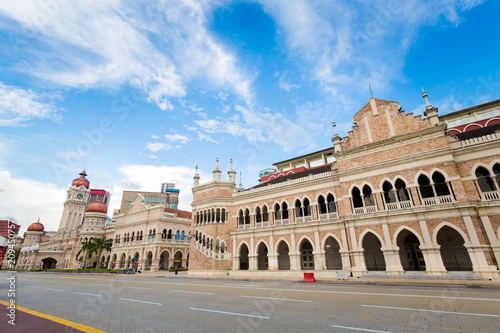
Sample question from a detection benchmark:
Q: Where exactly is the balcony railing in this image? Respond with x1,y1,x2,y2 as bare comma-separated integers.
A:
354,205,377,215
422,194,454,206
295,216,313,223
386,200,412,210
238,224,251,230
481,190,500,201
255,221,269,228
274,219,290,226
319,212,338,220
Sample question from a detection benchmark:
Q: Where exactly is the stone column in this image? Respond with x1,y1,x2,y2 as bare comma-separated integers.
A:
339,249,351,272
420,246,447,276
268,254,279,270
314,250,326,270
350,250,367,277
290,254,301,270
248,255,258,271
382,249,404,276
151,259,160,271
232,255,239,270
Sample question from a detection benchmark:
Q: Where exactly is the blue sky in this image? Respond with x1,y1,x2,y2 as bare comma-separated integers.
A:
1,0,499,232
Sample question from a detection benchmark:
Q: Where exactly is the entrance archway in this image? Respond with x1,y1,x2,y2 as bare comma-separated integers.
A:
145,251,153,270
362,233,386,271
277,241,290,270
159,251,169,270
257,243,268,270
324,236,342,270
41,257,57,270
437,226,473,271
239,244,249,270
174,251,182,268
397,230,425,271
119,254,125,268
300,240,315,270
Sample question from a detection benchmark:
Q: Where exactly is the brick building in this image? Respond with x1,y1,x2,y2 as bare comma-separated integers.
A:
189,95,500,280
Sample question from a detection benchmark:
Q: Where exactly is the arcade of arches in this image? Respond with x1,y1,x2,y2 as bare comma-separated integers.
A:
233,223,494,278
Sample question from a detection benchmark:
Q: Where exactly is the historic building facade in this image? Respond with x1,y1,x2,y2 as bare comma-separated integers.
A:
189,96,500,280
16,170,192,272
16,171,112,270
109,196,191,272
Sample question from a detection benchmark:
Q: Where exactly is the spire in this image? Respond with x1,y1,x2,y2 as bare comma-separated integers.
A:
331,120,342,153
193,164,200,187
228,158,236,183
422,87,433,110
213,158,221,182
237,170,244,191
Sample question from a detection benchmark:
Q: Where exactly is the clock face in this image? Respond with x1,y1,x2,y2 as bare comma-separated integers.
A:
77,193,84,200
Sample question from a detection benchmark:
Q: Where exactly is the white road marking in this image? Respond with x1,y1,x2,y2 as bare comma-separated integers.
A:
66,282,82,284
90,283,152,290
25,285,38,288
124,286,153,290
119,298,163,305
240,295,312,302
330,325,392,333
362,305,499,317
46,288,64,292
190,307,269,319
225,284,259,287
74,292,102,297
171,290,215,295
389,288,475,293
114,280,500,302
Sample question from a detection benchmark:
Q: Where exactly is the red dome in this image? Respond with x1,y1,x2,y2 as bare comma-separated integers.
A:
72,170,90,189
27,220,44,232
86,200,108,214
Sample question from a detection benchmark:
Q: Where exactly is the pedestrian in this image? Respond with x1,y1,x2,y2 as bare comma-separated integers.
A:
175,267,178,275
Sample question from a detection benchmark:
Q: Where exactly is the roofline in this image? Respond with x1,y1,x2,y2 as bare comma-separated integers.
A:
440,98,500,119
272,147,334,166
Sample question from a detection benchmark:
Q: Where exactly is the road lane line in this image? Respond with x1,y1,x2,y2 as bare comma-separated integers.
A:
190,307,269,319
75,292,102,297
330,325,392,333
240,295,312,302
389,288,475,293
25,285,39,288
66,282,82,284
171,290,215,295
119,298,163,305
0,300,105,333
124,286,153,290
225,284,259,287
46,288,64,292
113,280,500,302
362,305,499,317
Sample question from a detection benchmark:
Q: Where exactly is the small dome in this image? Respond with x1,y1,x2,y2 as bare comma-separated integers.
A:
86,200,108,214
27,220,44,232
72,170,90,189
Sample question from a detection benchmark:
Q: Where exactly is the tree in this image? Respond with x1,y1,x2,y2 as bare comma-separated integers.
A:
75,239,95,268
90,235,113,269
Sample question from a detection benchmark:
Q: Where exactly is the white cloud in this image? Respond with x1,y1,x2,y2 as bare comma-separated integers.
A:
278,73,300,92
164,134,190,144
0,170,66,232
146,142,166,153
192,104,317,152
151,135,160,139
0,82,61,126
0,1,254,110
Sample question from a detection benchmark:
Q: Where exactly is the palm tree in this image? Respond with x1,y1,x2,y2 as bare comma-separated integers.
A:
90,235,113,269
75,239,95,268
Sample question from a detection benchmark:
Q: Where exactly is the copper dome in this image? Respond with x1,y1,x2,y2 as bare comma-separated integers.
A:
72,170,90,189
27,220,45,232
86,200,108,214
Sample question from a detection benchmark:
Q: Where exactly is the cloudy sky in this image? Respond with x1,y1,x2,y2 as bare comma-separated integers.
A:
1,0,499,233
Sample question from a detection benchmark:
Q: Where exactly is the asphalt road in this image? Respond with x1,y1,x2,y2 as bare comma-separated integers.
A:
1,271,500,333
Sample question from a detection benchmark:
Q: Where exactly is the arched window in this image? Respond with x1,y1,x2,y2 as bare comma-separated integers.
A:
352,186,376,214
195,230,198,241
318,195,327,214
282,202,289,219
221,208,226,223
262,205,269,223
419,172,455,205
238,210,244,229
131,232,135,241
476,166,497,193
255,206,262,223
216,208,220,222
383,181,396,203
295,200,303,218
274,203,281,220
181,230,185,240
162,229,167,239
167,229,172,240
384,179,412,210
244,209,250,226
295,198,312,223
216,239,220,253
494,164,500,188
175,230,180,240
220,242,225,253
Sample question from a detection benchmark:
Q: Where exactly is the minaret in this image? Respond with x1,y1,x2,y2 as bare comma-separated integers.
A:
193,165,200,187
213,158,221,182
422,88,439,126
228,158,236,183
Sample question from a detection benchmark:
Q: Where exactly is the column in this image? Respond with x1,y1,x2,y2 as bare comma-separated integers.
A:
348,225,367,277
382,223,404,275
313,231,324,270
268,255,279,270
248,255,258,270
151,259,160,271
418,218,446,276
477,210,500,269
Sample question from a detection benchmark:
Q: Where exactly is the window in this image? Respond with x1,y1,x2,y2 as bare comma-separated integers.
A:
475,165,500,200
418,172,455,205
352,186,376,214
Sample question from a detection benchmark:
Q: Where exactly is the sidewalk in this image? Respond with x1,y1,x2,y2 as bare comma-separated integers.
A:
127,270,500,287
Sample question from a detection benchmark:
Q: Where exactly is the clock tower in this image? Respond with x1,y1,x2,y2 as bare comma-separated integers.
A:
57,170,91,233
